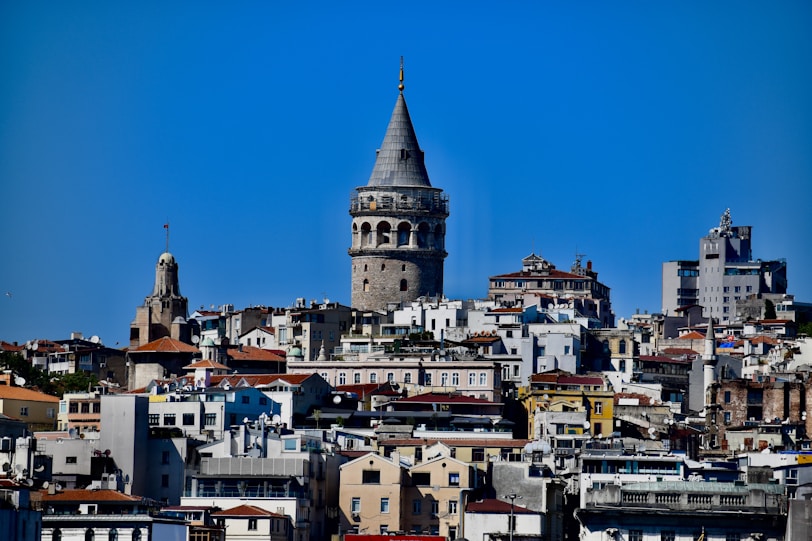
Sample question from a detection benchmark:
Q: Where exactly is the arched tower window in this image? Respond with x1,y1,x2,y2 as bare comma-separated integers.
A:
109,529,118,541
52,529,62,541
397,222,411,246
363,279,370,292
377,222,391,246
85,530,95,541
400,279,408,292
361,223,372,247
381,264,386,271
434,224,444,250
417,223,430,248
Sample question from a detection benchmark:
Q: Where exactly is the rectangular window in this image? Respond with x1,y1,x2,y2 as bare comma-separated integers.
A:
412,498,422,514
448,500,458,514
469,373,476,385
472,448,485,461
148,414,160,426
69,402,78,413
424,373,432,385
182,413,195,426
387,372,395,383
724,391,731,403
161,474,169,488
412,472,431,485
594,401,603,415
661,531,676,541
451,373,459,386
724,412,731,424
248,519,258,531
81,403,90,413
362,470,381,484
369,373,377,383
241,395,250,404
628,531,643,541
47,408,55,418
431,501,439,516
93,403,100,413
162,451,170,464
479,373,487,386
66,456,77,464
205,413,217,426
734,286,741,293
448,472,460,486
441,373,448,386
163,413,176,425
259,397,268,405
351,497,361,513
20,407,28,416
354,373,361,384
284,439,297,451
380,497,390,513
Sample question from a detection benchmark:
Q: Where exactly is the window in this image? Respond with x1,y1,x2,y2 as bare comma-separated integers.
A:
451,373,459,386
594,401,603,415
66,456,77,464
431,501,439,516
161,474,169,488
354,373,361,384
469,373,476,385
380,497,390,513
424,373,432,385
619,340,626,354
448,500,457,514
20,407,28,416
628,531,643,541
369,373,377,384
387,372,395,383
81,403,90,413
412,498,422,514
363,279,370,292
69,402,78,413
448,472,460,486
404,373,412,384
163,414,175,425
724,412,731,424
93,403,100,413
661,531,676,541
132,530,141,541
259,397,268,405
362,470,381,484
412,472,431,485
339,372,346,385
472,448,485,461
182,413,195,426
351,497,361,513
724,391,731,403
204,413,217,426
248,519,258,531
148,414,159,426
85,530,94,541
241,395,250,404
479,373,487,386
734,286,741,293
400,279,408,292
47,408,55,418
161,451,170,464
53,529,62,541
441,372,448,386
506,330,513,338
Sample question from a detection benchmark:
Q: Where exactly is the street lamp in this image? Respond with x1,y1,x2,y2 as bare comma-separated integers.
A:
504,493,522,541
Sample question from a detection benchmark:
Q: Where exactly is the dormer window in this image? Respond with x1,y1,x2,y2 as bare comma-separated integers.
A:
400,148,409,160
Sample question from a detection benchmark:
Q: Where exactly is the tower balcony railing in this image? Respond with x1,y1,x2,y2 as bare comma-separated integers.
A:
349,190,449,216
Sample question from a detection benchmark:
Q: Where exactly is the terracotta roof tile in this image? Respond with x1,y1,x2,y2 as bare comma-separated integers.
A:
226,346,286,362
183,359,230,370
40,489,142,503
679,331,706,340
395,392,498,405
213,504,284,517
133,337,199,353
662,347,699,356
0,386,59,402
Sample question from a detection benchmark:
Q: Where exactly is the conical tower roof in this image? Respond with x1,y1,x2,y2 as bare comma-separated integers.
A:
367,92,432,187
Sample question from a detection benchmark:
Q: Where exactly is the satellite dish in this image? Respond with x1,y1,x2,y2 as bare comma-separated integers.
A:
583,421,591,429
90,336,101,344
25,478,34,487
243,417,250,424
14,376,26,386
31,341,39,351
648,427,657,435
42,481,49,489
271,414,282,425
55,483,63,491
333,395,342,404
192,335,200,344
68,428,78,438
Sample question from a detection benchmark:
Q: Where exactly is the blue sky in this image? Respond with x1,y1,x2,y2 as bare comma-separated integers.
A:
1,2,810,348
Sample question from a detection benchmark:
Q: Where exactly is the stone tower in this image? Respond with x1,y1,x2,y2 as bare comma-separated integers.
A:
349,66,449,311
129,250,190,348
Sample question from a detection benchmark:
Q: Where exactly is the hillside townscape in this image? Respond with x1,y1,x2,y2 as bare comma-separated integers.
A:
2,80,811,541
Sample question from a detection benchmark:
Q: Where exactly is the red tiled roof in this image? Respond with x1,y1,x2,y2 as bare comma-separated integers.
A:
614,393,655,405
0,386,59,402
133,337,199,353
395,393,497,405
227,346,285,362
759,319,792,324
337,383,392,396
212,504,284,518
557,376,604,386
679,331,706,340
0,341,25,352
491,307,523,313
40,489,142,503
183,359,230,370
466,498,537,514
463,335,501,344
210,373,310,388
662,348,698,356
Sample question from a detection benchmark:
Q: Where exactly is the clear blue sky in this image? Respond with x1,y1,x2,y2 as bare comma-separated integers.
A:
1,2,810,348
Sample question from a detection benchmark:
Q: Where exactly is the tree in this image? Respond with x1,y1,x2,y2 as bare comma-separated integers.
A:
764,299,777,320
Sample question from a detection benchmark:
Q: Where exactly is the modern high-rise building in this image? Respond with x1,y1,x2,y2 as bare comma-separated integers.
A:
662,209,787,321
348,65,449,311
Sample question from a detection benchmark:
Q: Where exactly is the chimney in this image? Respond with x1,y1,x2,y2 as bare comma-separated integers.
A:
587,260,592,270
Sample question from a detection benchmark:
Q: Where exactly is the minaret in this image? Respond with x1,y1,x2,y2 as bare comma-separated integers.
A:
701,319,718,416
349,59,449,311
129,225,190,348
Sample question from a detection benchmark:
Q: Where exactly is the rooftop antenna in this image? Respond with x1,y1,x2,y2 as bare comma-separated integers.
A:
399,56,405,92
163,221,170,253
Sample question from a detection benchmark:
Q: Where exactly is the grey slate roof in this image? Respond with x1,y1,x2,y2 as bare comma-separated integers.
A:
367,92,432,188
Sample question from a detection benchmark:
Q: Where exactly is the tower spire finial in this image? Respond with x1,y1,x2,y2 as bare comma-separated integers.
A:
398,56,405,92
163,221,170,253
